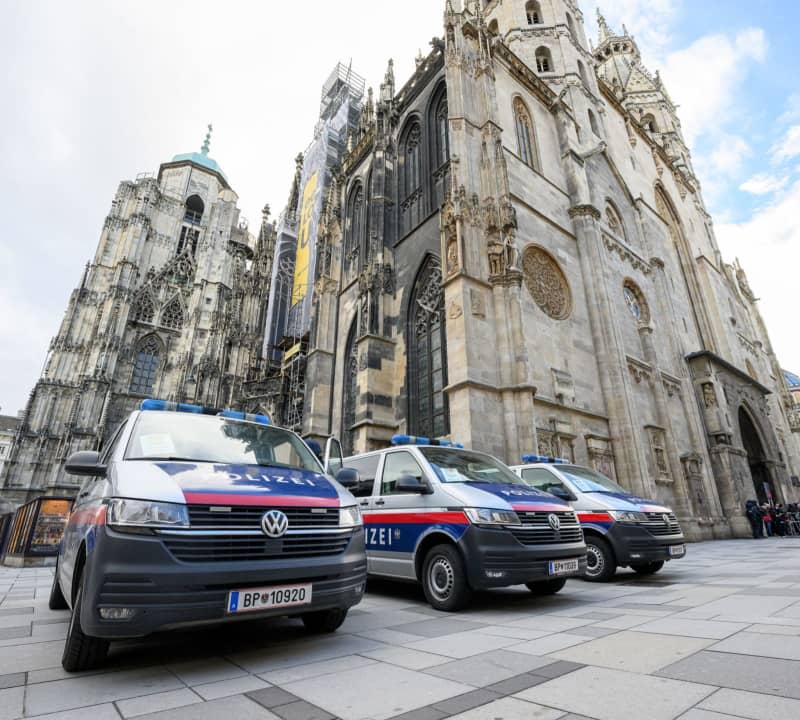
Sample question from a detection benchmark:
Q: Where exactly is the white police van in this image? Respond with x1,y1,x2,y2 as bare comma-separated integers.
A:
341,436,587,611
511,456,686,581
51,400,366,671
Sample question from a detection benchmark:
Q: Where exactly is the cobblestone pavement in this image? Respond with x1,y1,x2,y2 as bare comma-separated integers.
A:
1,538,800,719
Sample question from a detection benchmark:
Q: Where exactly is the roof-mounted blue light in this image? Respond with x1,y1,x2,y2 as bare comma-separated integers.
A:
521,454,569,464
392,435,464,449
218,409,271,425
140,399,204,414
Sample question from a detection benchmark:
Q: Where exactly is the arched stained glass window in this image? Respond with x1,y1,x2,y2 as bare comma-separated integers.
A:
430,86,450,208
129,335,161,396
513,97,539,170
402,121,422,199
161,295,184,330
342,321,359,456
409,257,449,438
344,184,364,281
399,118,424,236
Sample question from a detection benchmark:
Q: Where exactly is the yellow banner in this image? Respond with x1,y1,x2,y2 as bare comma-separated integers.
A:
292,171,319,306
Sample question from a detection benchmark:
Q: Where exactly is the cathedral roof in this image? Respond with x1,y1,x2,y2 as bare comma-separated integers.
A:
167,124,230,187
784,369,800,388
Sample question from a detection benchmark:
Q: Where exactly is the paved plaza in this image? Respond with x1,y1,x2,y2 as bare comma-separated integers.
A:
1,538,800,719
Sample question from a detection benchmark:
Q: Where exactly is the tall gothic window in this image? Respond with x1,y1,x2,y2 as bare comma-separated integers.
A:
430,86,450,208
526,1,542,24
342,321,359,456
160,295,184,330
344,183,364,282
513,97,540,170
129,335,161,396
399,118,423,236
132,293,155,324
535,46,553,73
409,257,449,438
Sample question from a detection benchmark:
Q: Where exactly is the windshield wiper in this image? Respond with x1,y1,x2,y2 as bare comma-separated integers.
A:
130,457,200,462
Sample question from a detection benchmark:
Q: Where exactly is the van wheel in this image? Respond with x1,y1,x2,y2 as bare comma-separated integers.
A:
583,537,616,582
422,544,472,612
525,578,567,595
301,608,348,633
48,562,68,610
61,572,109,672
631,561,664,575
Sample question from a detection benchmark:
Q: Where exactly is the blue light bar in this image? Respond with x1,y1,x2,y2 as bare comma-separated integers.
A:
218,409,271,425
521,454,568,464
140,399,204,413
392,435,465,448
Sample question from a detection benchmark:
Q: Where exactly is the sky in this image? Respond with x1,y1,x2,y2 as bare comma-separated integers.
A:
0,0,798,415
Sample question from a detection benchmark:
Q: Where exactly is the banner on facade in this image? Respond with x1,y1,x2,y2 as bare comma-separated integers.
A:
291,171,319,307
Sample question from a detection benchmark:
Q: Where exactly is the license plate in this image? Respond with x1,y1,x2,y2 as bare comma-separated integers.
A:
669,544,685,558
548,558,580,576
226,583,312,614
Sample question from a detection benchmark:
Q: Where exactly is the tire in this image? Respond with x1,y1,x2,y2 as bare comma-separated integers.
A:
61,571,109,672
583,536,616,582
631,561,664,575
525,578,567,595
421,544,472,612
48,562,68,611
301,608,348,633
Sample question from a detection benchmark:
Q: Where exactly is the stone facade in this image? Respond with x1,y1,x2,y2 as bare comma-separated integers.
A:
297,0,800,539
0,141,275,505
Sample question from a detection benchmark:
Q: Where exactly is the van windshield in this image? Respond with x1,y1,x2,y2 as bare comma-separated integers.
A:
125,412,321,472
559,465,627,494
419,447,525,485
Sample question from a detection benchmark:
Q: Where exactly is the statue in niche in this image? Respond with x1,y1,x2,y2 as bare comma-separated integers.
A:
702,383,717,409
488,233,505,276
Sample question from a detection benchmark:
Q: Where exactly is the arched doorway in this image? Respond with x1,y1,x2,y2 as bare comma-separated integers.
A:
739,407,775,504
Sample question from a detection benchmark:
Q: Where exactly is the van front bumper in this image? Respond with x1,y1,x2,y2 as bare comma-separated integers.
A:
80,526,367,639
605,523,686,565
459,526,586,589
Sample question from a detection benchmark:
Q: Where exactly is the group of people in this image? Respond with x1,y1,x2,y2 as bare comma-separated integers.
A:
745,499,800,538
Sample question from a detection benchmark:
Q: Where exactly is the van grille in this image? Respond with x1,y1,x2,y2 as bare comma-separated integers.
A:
163,532,352,563
511,511,583,545
187,505,340,530
640,512,682,537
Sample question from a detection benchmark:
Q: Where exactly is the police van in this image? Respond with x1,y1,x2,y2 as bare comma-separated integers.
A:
511,456,686,582
51,400,366,671
341,436,587,611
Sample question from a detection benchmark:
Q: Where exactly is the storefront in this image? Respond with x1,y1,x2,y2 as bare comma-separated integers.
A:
2,497,71,567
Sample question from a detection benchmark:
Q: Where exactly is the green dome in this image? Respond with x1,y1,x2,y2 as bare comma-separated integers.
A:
170,151,228,184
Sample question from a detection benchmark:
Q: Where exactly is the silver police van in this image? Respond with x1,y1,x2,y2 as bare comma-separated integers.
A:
341,436,587,611
511,456,686,581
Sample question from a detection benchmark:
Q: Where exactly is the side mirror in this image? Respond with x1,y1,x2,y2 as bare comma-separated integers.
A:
335,467,360,489
395,475,431,494
65,451,107,477
324,437,344,476
550,486,576,502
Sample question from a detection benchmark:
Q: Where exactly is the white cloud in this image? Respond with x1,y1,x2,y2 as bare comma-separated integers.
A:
590,0,682,61
770,124,800,163
710,135,752,174
716,178,800,371
660,28,768,147
739,173,790,195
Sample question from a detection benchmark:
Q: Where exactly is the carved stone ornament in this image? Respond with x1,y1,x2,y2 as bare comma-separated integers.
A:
702,382,717,408
447,302,463,320
521,246,572,320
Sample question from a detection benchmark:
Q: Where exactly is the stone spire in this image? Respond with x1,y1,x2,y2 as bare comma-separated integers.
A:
596,9,612,43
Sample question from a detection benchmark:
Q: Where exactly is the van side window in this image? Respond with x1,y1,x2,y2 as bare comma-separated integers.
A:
382,452,425,495
522,468,566,495
100,421,127,463
345,455,380,497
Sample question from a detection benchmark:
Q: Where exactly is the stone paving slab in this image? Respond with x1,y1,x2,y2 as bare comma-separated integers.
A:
0,538,799,719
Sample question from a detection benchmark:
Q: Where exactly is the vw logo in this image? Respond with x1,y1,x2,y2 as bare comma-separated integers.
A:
548,513,561,531
261,510,289,538
662,513,671,526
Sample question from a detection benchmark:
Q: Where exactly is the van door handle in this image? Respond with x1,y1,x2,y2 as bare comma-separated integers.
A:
374,499,386,506
359,500,370,507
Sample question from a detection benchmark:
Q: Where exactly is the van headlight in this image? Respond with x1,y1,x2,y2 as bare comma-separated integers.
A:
608,510,648,523
107,498,189,532
464,508,521,526
339,505,362,528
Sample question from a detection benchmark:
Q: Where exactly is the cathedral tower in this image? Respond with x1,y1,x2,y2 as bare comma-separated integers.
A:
0,130,274,505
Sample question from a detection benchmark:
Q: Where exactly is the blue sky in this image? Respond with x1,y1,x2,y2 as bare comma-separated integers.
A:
0,0,797,416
